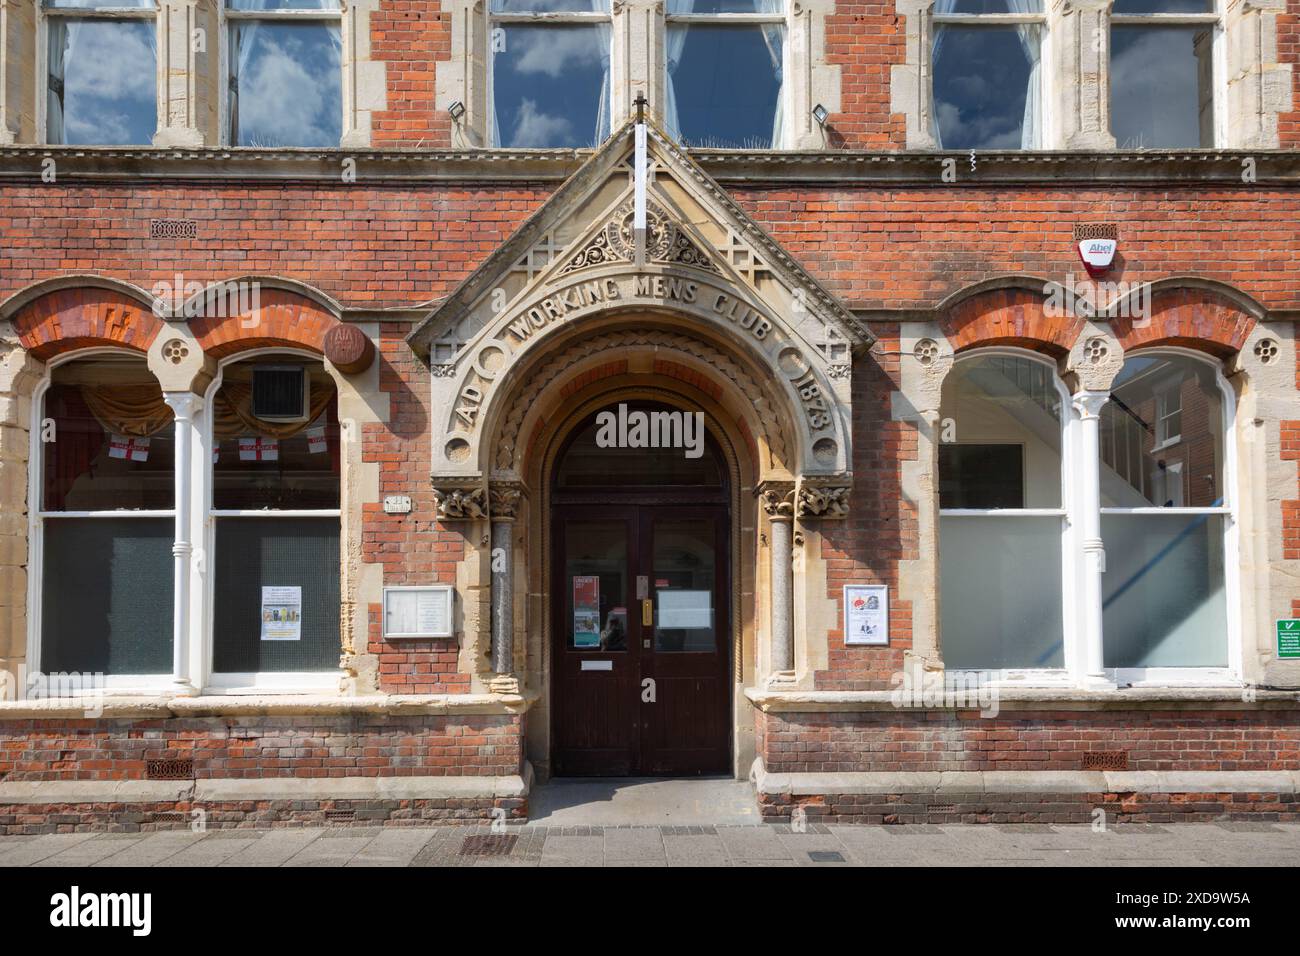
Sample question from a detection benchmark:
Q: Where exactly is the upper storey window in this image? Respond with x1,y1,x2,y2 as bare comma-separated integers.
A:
665,0,786,149
930,0,1044,150
226,0,343,147
1109,0,1219,148
44,0,157,145
490,0,612,148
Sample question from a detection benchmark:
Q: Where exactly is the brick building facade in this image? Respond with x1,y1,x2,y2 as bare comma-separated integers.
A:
1,0,1299,830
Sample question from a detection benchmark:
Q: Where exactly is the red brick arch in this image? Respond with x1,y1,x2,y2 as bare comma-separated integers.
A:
10,286,164,360
939,285,1083,357
189,287,342,358
1110,286,1258,357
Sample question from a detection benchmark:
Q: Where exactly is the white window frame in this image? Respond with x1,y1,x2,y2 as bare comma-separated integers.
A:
1098,347,1240,687
26,348,175,693
38,0,160,145
938,347,1079,687
930,2,1050,151
487,1,614,149
1108,0,1225,149
663,3,791,150
219,1,345,148
197,348,344,694
1152,377,1182,449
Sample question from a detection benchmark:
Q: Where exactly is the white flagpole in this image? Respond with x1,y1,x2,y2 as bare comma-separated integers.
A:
634,94,648,268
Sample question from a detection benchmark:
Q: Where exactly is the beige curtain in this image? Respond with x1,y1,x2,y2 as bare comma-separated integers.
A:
79,385,173,438
212,379,336,439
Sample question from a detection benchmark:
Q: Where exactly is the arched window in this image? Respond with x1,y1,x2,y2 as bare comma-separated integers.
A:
938,352,1070,671
204,354,341,686
1099,351,1232,674
36,354,174,679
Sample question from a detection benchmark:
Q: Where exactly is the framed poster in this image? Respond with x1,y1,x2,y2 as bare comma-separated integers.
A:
383,586,454,639
572,575,600,647
843,584,888,646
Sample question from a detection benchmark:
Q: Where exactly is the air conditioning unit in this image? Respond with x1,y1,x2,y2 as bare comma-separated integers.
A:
251,365,309,422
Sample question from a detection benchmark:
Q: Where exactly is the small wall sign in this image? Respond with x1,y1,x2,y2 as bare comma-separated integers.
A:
844,584,889,646
383,495,412,514
1278,620,1300,659
383,586,453,639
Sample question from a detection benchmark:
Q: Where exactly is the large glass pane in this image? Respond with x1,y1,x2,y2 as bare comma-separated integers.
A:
49,20,157,145
939,516,1064,669
667,23,783,148
211,363,340,510
939,355,1062,509
492,24,609,147
946,0,1042,11
653,519,716,652
227,0,339,7
1100,354,1224,508
1110,26,1214,148
46,0,153,7
42,359,174,512
1102,514,1227,667
1112,0,1211,12
555,404,723,489
212,517,340,672
228,21,341,147
564,521,628,651
491,0,609,9
932,25,1039,149
41,518,173,674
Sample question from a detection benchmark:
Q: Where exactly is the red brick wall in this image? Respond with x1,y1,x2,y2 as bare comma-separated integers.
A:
0,715,523,781
1279,2,1300,148
758,709,1300,773
370,1,452,148
818,323,916,690
823,1,907,149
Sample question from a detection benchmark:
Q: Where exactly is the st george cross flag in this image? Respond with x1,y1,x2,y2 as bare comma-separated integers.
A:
306,425,328,454
108,434,150,462
239,437,279,462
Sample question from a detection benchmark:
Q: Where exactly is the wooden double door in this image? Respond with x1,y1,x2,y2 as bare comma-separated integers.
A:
551,504,731,776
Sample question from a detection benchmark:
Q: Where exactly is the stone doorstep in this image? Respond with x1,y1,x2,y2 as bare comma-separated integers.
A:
751,762,1300,798
0,765,533,805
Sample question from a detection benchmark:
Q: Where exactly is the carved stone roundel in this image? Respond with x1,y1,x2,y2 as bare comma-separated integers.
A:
606,203,674,261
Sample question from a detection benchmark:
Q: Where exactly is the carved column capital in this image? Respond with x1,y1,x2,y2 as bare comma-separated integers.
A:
756,480,796,521
432,480,488,521
1071,388,1110,421
797,478,851,519
489,481,525,520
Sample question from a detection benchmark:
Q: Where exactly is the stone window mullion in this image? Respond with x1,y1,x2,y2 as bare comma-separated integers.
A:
1051,0,1115,149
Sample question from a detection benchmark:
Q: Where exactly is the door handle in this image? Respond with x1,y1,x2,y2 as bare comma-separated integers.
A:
641,598,653,626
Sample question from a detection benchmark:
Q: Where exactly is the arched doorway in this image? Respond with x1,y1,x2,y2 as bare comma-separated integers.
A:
550,400,732,776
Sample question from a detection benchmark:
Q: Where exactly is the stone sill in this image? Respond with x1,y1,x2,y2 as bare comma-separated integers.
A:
752,761,1300,797
0,691,539,720
0,146,1297,185
744,686,1300,714
0,766,534,805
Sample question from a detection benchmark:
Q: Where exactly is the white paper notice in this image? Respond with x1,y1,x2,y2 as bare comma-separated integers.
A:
658,589,712,629
260,586,302,641
384,588,451,638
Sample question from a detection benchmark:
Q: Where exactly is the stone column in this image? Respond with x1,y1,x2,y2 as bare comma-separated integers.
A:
154,0,220,147
1072,389,1109,683
1224,0,1290,149
0,336,42,684
163,392,201,693
891,0,939,149
341,0,387,148
759,481,795,678
1051,0,1117,149
488,482,521,690
0,0,36,144
436,0,489,147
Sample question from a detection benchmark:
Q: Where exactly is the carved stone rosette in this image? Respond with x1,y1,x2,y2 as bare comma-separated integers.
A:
432,481,488,521
757,480,796,521
797,479,851,519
